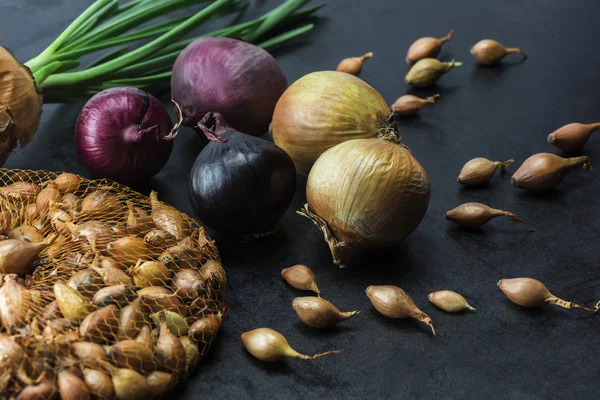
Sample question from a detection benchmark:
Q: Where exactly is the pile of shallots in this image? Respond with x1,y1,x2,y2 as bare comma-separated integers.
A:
0,170,225,399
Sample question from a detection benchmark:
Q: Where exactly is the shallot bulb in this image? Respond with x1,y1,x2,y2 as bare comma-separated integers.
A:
100,361,151,400
171,37,287,136
188,314,222,343
75,87,174,183
301,134,430,267
428,290,476,313
36,184,61,215
155,312,186,374
54,282,94,322
405,59,460,87
146,371,176,395
366,285,436,335
58,370,90,400
547,122,600,152
110,340,156,374
0,334,24,373
151,310,189,336
15,379,58,400
292,297,359,328
0,181,40,203
0,234,57,275
471,39,527,65
8,225,44,243
106,236,153,265
71,341,108,369
406,30,453,64
511,153,590,191
83,368,114,399
48,172,82,193
336,52,373,76
281,265,320,294
391,94,441,116
457,157,514,186
126,201,155,235
241,328,343,362
445,202,532,230
0,276,31,333
498,278,597,312
79,305,120,344
150,191,190,240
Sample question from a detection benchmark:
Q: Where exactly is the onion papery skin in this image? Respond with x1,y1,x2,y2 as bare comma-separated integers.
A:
271,71,390,175
171,37,287,136
305,138,430,266
75,87,173,183
189,112,296,236
0,46,43,162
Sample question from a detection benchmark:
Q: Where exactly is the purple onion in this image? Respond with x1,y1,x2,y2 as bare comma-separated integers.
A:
75,87,173,183
171,37,288,136
189,112,296,237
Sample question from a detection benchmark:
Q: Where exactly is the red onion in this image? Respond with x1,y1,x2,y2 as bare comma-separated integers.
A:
170,37,288,136
189,112,296,237
75,87,173,183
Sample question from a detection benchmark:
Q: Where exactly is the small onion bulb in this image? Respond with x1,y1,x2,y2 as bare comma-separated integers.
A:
241,328,343,362
301,134,430,267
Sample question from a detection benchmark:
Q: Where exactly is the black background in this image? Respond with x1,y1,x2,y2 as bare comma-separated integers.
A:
2,0,600,399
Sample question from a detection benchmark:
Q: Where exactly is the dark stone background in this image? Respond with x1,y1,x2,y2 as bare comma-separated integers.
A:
2,0,600,398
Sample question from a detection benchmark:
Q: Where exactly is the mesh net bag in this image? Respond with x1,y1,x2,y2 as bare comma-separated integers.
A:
0,169,226,399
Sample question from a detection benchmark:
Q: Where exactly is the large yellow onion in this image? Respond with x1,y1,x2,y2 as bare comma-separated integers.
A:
300,135,430,267
0,47,43,164
271,71,390,175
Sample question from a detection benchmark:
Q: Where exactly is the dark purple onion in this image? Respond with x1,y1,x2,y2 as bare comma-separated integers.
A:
171,37,288,136
75,87,173,183
189,112,296,236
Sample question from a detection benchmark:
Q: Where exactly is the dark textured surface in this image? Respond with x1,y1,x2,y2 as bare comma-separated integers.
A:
2,1,600,399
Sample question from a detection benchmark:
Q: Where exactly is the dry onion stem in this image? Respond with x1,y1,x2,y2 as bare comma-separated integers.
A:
241,328,343,362
445,202,533,231
366,285,436,335
498,278,598,312
281,264,320,294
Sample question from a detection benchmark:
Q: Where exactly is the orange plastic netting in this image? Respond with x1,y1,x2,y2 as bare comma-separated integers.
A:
0,169,225,399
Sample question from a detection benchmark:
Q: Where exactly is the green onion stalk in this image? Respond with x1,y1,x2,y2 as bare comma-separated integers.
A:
0,0,325,166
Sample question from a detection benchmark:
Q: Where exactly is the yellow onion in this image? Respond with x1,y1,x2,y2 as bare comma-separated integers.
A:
0,46,43,165
271,71,390,175
301,135,430,266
